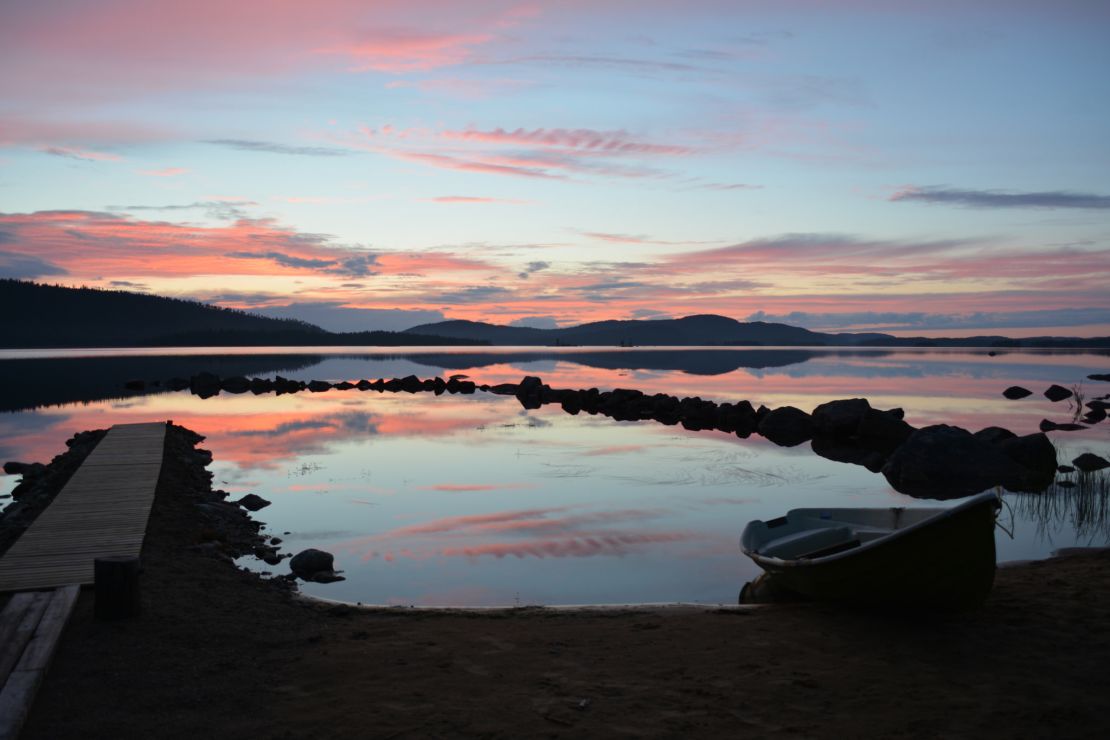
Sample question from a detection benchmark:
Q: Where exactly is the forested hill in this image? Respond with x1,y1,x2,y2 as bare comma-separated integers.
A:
0,281,483,348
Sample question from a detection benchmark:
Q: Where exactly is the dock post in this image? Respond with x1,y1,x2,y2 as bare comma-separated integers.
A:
94,556,141,620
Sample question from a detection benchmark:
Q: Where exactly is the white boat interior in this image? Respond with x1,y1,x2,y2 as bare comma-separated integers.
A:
741,493,997,562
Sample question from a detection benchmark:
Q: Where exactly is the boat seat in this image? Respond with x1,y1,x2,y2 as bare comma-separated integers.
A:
759,526,855,559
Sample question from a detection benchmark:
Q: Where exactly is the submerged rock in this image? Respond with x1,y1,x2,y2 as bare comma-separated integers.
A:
235,493,272,511
1072,453,1110,473
1088,373,1110,382
1002,386,1033,400
757,406,814,447
1040,419,1087,432
289,548,343,582
881,424,1054,497
1044,384,1073,402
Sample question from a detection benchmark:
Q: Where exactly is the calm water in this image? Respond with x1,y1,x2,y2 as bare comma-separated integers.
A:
1,346,1108,606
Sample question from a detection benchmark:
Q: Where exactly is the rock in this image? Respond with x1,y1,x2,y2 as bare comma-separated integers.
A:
248,378,271,394
1044,384,1073,402
124,379,145,391
516,376,545,409
334,381,355,390
220,376,250,393
356,379,372,390
307,380,332,392
1057,465,1075,473
190,372,221,399
856,409,914,447
309,572,347,583
1002,386,1032,400
1040,419,1087,432
998,433,1057,480
1056,480,1077,488
1082,406,1107,425
973,427,1017,445
3,461,46,476
757,406,814,447
811,398,871,436
1072,453,1110,473
810,437,887,473
290,548,337,579
1088,373,1110,382
167,376,190,391
236,493,272,511
399,375,422,393
880,424,1036,497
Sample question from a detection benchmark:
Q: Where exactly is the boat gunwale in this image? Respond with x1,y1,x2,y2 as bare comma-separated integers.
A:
740,491,1000,569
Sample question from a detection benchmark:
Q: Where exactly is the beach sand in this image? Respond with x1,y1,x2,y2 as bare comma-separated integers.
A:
10,428,1110,739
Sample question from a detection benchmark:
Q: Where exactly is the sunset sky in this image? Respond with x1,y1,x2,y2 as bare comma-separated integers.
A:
2,0,1108,336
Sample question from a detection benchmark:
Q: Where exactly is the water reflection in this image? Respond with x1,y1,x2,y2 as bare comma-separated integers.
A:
1010,471,1110,544
1,347,1108,605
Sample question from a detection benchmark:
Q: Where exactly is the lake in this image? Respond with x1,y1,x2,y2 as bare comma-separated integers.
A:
2,346,1108,606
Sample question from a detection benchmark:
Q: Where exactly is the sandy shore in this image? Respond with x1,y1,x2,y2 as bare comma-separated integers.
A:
8,426,1110,739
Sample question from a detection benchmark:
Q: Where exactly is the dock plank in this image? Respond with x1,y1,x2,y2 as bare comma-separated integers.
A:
0,422,166,592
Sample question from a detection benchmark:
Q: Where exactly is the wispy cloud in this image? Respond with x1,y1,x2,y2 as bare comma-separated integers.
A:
39,146,121,162
443,127,694,156
891,186,1110,210
204,139,352,157
518,260,550,279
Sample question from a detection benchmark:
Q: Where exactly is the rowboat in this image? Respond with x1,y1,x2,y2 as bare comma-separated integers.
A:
739,491,1001,609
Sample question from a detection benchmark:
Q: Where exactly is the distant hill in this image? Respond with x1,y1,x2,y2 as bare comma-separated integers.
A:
405,314,1110,348
404,314,877,346
0,281,485,348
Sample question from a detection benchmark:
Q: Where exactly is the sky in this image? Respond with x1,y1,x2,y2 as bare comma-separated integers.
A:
1,0,1109,337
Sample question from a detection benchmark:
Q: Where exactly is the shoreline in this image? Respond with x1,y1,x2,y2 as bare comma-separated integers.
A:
3,424,1108,738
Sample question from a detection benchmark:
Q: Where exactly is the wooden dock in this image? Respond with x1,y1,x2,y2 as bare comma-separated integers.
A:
0,422,166,592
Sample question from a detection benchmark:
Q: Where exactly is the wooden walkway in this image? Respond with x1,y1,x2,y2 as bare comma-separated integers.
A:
0,422,166,592
0,586,80,740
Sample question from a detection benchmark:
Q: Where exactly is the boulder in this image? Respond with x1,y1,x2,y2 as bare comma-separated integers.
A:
3,461,46,477
235,493,272,511
190,372,221,399
998,433,1058,485
307,380,332,393
757,406,814,447
488,383,519,395
1040,419,1087,432
1002,386,1032,400
810,436,887,473
856,409,915,448
881,424,1031,497
220,376,250,394
811,398,871,436
1082,407,1107,425
973,427,1017,446
249,377,273,394
516,376,545,409
334,381,355,390
1057,465,1075,474
1044,384,1073,402
290,548,338,580
1072,453,1110,473
1088,373,1110,382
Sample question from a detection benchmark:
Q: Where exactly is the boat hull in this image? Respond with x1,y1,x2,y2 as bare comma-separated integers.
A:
745,496,999,610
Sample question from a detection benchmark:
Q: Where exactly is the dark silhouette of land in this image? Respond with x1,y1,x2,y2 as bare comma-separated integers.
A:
0,281,485,348
5,280,1109,349
407,316,1110,348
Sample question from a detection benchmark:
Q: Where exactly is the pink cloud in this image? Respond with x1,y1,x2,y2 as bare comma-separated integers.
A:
429,195,529,204
319,30,494,72
441,531,691,560
396,151,564,179
136,166,188,177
